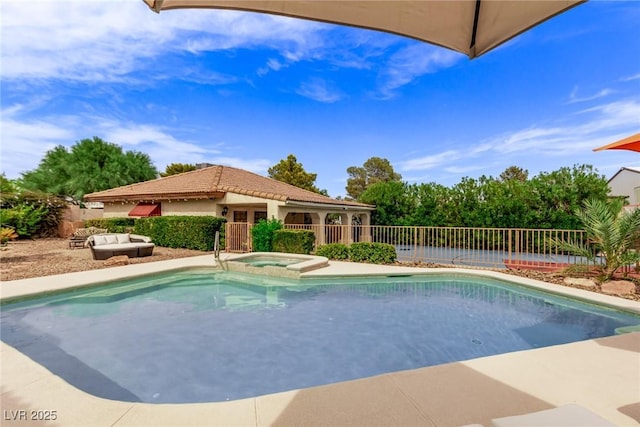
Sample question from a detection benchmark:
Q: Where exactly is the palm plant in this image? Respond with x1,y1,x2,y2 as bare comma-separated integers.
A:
553,198,640,281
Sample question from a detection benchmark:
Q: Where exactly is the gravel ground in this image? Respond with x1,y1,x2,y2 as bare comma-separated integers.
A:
1,238,637,301
0,238,208,281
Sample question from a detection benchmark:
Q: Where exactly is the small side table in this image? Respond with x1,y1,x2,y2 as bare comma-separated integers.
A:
69,239,86,249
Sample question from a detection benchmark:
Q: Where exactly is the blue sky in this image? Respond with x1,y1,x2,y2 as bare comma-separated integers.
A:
1,1,639,198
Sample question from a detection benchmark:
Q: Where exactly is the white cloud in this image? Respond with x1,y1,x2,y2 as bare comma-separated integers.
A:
0,0,324,83
0,104,272,178
296,78,343,103
397,98,640,175
401,150,461,171
376,43,461,99
567,87,614,104
621,73,640,81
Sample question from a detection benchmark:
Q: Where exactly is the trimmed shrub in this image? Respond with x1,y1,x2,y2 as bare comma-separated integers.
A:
272,229,315,254
316,243,349,260
85,217,136,233
349,242,397,264
134,216,226,251
251,219,283,252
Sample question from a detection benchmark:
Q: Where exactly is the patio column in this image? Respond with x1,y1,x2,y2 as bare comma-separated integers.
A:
318,212,327,246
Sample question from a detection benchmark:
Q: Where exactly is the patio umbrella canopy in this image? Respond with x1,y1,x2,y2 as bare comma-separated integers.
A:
593,133,640,153
143,0,585,58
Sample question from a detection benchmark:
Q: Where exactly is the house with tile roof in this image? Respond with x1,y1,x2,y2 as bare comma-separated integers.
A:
84,165,374,249
607,166,640,211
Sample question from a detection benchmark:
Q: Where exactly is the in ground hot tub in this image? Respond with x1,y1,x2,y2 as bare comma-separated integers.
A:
223,252,329,278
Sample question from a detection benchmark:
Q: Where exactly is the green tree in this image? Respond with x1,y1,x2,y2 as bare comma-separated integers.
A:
20,137,158,200
360,181,412,225
407,182,451,226
447,177,486,227
481,176,535,228
161,163,196,177
553,199,640,281
0,173,17,194
346,157,402,200
529,164,609,229
268,154,325,194
20,146,72,197
499,166,528,182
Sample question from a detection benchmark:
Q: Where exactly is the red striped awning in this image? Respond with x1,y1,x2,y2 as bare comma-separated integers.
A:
128,203,161,217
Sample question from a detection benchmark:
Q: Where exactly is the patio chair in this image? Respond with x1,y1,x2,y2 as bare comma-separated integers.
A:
68,227,108,249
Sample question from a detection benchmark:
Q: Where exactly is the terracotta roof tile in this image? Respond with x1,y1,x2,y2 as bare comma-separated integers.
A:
84,165,372,208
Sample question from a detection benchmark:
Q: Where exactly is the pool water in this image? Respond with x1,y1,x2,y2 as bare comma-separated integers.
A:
235,254,307,267
2,269,638,404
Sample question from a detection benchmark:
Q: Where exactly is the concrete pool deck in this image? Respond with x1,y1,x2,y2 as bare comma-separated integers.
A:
1,254,639,426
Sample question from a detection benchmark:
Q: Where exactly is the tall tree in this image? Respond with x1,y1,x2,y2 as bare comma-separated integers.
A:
529,164,609,229
499,166,528,182
268,154,326,194
360,181,412,225
20,136,158,200
346,157,401,200
161,163,197,177
0,173,17,194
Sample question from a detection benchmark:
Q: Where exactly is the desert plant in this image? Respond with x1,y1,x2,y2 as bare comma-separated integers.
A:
0,227,18,245
552,199,640,281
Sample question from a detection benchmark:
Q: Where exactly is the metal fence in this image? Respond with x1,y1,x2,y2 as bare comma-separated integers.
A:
225,222,599,270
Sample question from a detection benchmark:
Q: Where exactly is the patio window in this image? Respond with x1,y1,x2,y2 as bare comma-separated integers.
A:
254,211,267,223
233,211,248,223
128,203,161,217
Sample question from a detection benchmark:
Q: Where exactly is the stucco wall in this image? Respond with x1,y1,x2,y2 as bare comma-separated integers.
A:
103,203,133,218
103,199,218,218
221,194,281,221
63,205,104,221
609,169,640,205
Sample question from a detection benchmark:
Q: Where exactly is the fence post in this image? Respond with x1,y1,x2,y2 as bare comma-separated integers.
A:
508,229,512,263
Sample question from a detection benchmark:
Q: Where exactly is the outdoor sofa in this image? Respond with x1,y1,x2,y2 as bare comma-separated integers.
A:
87,233,155,260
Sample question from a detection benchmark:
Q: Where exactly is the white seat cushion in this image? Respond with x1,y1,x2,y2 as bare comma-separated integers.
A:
105,235,118,244
93,235,108,245
116,234,131,244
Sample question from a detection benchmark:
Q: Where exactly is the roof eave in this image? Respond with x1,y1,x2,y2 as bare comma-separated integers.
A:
284,200,375,210
84,191,226,203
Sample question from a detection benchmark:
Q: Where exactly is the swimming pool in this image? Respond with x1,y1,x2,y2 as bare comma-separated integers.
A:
2,268,638,404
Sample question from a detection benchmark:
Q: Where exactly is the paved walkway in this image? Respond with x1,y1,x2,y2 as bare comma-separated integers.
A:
1,255,639,426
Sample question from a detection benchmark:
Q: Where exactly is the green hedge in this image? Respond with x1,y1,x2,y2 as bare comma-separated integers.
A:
315,242,397,264
85,217,136,233
134,216,226,251
349,242,397,264
272,229,315,254
251,219,283,252
316,243,349,260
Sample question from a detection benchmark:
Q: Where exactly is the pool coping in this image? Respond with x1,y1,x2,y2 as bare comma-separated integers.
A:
222,252,329,278
1,254,639,426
